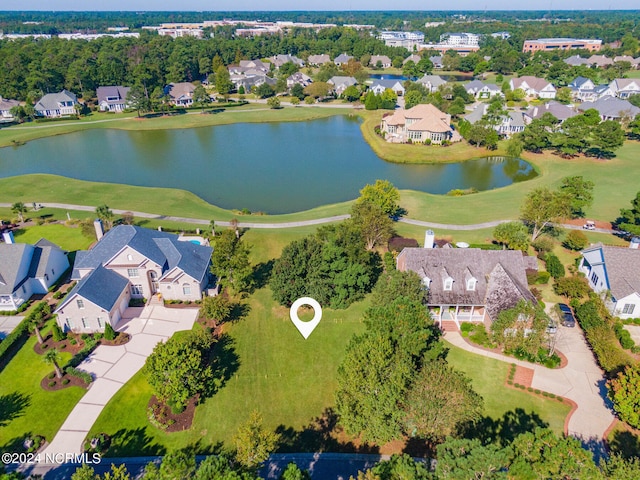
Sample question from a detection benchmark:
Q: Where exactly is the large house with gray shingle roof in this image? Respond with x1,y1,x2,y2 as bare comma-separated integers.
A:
397,245,537,328
97,86,131,112
0,239,69,311
578,96,640,121
34,90,78,118
55,225,212,333
580,244,640,319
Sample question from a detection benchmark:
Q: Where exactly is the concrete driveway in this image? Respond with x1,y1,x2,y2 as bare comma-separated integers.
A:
0,315,24,339
43,305,198,456
445,322,615,456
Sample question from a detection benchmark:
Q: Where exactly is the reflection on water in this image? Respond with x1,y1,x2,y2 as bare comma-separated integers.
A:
0,116,537,214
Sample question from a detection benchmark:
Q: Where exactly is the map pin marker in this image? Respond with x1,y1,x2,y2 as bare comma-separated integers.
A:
289,297,322,339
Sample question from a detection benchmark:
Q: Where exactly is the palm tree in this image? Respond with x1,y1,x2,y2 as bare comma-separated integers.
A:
209,219,216,237
30,320,44,344
11,202,28,223
44,349,63,379
230,218,239,238
95,204,114,230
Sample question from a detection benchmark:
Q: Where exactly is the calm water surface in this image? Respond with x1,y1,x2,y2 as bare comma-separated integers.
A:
0,116,536,214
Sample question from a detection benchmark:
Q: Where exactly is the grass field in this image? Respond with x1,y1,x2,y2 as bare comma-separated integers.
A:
0,320,86,449
11,224,93,251
87,287,369,456
446,344,571,435
0,105,349,148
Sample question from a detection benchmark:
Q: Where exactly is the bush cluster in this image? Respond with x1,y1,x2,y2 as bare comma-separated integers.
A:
65,366,93,384
575,298,634,375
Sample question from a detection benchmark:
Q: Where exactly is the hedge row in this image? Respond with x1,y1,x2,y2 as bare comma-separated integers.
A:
0,301,51,365
575,297,634,376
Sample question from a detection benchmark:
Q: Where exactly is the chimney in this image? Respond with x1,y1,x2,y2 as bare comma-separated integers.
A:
2,231,15,244
424,229,435,249
630,237,640,249
93,219,104,241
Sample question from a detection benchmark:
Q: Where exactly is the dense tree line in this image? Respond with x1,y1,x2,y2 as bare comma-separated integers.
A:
0,28,406,101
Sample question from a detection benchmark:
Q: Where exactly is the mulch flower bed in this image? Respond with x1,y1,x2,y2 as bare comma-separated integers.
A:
99,332,131,346
34,335,85,355
148,395,197,433
40,372,90,391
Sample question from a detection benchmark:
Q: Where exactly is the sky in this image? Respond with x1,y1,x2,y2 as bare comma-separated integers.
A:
7,1,640,12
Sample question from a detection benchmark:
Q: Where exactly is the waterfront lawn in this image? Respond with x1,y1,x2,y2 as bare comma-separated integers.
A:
0,321,86,450
400,140,640,225
446,344,571,436
0,175,353,225
11,224,93,252
87,288,369,456
0,106,348,149
359,110,509,164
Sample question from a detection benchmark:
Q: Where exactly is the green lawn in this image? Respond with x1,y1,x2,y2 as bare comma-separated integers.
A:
87,288,369,456
0,321,87,449
0,106,348,148
446,344,571,435
11,224,93,252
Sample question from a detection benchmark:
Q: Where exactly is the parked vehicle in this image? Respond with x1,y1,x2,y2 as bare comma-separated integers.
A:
583,220,595,230
558,303,576,327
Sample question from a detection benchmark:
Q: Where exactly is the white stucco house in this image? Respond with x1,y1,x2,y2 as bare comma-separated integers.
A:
580,243,640,319
509,76,557,99
0,238,69,311
55,225,213,333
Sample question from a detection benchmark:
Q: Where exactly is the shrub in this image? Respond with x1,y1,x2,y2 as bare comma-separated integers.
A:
576,300,606,330
545,253,565,279
563,230,589,251
554,276,590,299
70,338,77,345
534,389,541,394
48,372,55,380
48,381,56,387
460,322,474,334
65,366,93,384
532,236,554,256
103,323,116,341
51,323,66,342
527,387,533,392
62,378,70,385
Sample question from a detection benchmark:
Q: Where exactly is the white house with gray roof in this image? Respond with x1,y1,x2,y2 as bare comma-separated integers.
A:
97,86,131,112
397,246,537,328
0,239,69,311
34,90,78,118
370,79,405,96
608,79,640,100
0,96,20,123
416,74,447,93
465,80,502,99
55,225,213,333
327,76,357,95
578,96,640,121
580,244,640,319
333,53,353,66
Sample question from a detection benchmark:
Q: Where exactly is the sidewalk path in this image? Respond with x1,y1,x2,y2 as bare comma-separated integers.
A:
42,305,198,456
444,326,615,452
0,203,617,233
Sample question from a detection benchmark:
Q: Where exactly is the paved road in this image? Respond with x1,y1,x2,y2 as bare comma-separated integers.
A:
43,305,198,457
445,324,615,459
0,202,618,233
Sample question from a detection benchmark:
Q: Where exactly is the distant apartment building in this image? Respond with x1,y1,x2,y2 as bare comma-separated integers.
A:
378,31,425,49
439,32,480,46
522,38,602,53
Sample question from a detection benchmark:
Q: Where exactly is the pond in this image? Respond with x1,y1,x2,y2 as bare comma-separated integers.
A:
0,116,537,214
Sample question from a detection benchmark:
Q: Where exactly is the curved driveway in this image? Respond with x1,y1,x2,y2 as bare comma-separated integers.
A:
445,324,615,456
